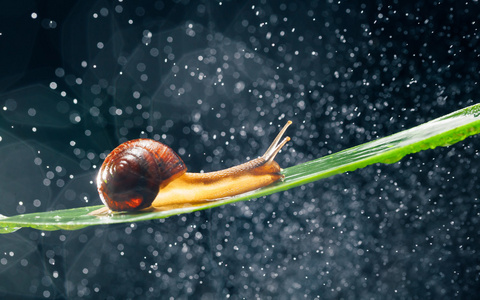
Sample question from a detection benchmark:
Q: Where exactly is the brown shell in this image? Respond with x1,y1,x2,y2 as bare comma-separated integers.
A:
97,139,187,211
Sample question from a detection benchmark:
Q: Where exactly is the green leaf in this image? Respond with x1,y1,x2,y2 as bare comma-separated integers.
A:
1,104,480,233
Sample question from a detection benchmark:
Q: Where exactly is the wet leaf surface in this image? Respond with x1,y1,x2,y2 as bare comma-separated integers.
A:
2,104,479,233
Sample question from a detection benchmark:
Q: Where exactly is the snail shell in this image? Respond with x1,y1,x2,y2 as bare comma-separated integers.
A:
96,139,187,211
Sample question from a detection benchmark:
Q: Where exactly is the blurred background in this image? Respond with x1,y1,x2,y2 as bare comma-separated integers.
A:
0,0,479,299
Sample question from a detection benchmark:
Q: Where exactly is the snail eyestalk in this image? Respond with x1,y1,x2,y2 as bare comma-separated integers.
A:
262,121,292,162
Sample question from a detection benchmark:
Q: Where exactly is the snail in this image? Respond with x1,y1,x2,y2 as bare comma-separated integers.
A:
89,121,292,216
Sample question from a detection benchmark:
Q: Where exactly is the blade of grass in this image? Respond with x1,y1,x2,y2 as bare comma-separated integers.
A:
1,104,480,233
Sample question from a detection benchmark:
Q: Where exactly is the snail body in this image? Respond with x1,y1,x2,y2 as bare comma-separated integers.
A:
91,121,291,215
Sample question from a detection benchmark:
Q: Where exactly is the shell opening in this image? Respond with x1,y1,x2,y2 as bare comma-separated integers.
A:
262,120,292,162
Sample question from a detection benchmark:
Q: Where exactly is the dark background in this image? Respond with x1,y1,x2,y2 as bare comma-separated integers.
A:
0,0,479,299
